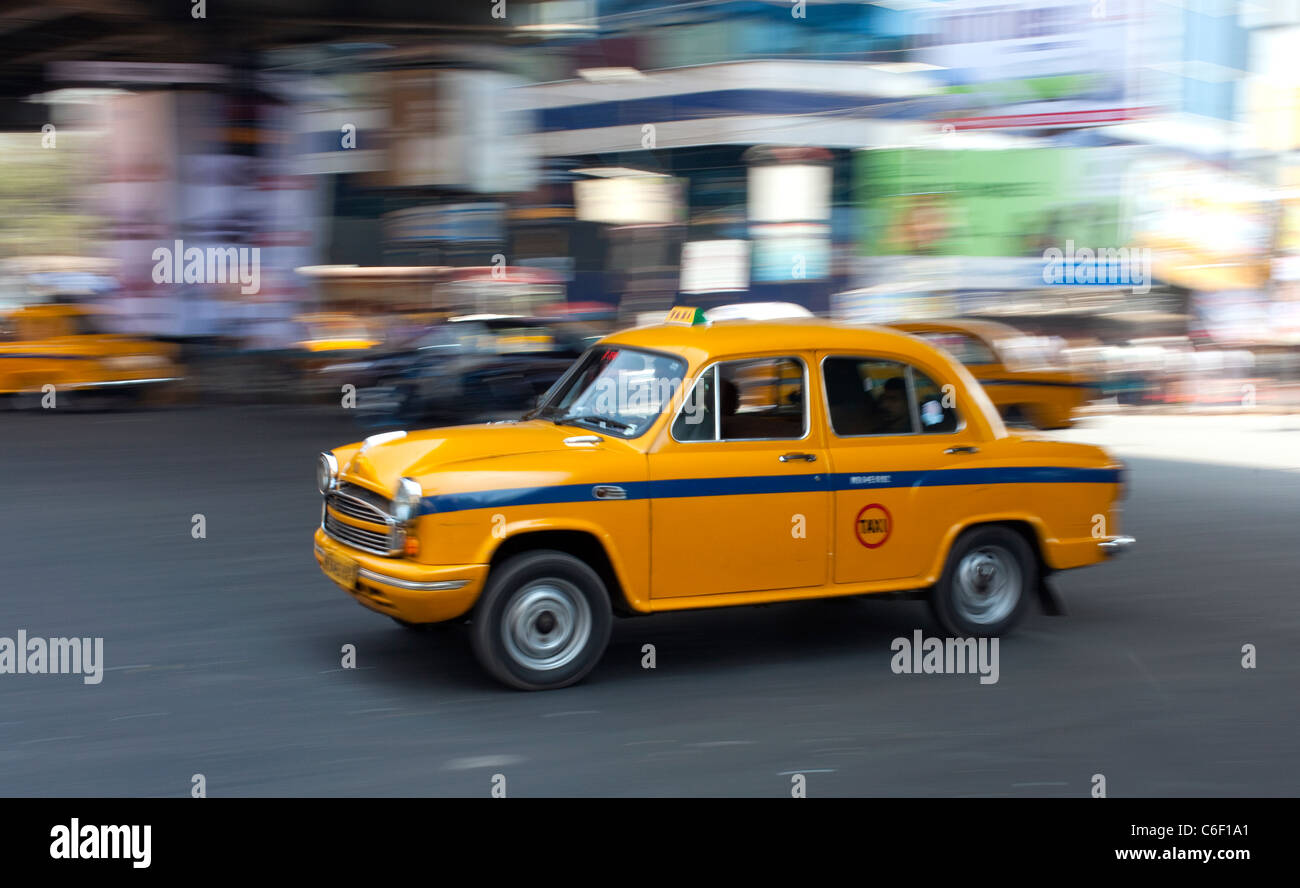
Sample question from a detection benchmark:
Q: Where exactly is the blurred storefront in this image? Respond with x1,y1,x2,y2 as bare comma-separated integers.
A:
843,144,1188,336
1128,153,1276,347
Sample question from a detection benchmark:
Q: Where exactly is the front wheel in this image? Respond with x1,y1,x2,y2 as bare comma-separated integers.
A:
469,550,612,690
929,526,1035,637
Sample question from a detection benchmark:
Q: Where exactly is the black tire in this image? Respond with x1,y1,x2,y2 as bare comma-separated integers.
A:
929,525,1035,637
469,550,612,690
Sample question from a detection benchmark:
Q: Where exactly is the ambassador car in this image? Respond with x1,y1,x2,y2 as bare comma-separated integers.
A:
313,308,1133,690
888,319,1098,429
1,302,180,405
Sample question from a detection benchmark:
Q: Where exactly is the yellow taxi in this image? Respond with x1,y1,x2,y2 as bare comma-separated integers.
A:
314,308,1133,690
294,312,382,353
888,319,1098,429
0,303,180,402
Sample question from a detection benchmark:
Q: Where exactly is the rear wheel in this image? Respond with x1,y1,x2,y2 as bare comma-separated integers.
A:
930,526,1035,637
469,550,612,690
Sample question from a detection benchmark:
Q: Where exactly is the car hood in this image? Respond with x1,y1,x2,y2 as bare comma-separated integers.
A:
336,419,620,493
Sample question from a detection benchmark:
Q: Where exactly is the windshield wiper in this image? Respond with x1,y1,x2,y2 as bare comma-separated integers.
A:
558,413,631,432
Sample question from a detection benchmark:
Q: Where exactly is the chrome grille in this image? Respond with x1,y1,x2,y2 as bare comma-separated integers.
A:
322,483,399,556
332,482,391,521
323,509,398,556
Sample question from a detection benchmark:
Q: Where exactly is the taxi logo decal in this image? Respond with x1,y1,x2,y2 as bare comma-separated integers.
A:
855,503,892,549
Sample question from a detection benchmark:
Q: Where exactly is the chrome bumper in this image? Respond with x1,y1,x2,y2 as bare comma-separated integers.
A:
313,542,469,592
1098,535,1136,556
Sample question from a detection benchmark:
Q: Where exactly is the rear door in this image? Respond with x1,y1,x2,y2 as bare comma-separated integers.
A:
819,352,976,584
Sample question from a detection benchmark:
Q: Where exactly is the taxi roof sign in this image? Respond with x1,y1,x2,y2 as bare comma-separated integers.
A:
664,305,707,326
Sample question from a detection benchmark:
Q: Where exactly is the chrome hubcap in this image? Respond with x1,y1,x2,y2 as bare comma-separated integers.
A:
953,546,1021,627
502,580,592,671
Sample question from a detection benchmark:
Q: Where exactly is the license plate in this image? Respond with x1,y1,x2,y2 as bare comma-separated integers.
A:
322,551,359,589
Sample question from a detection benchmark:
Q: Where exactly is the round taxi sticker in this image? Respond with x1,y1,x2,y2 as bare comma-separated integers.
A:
854,503,891,549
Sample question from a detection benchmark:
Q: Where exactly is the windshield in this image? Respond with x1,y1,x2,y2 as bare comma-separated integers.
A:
532,346,688,438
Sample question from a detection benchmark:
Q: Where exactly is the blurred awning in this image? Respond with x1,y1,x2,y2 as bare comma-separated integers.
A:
295,265,451,281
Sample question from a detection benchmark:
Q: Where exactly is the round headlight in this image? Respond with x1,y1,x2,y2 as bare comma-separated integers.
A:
392,476,422,523
316,452,339,494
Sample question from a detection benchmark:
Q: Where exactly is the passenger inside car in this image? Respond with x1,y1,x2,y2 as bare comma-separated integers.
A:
874,376,913,434
719,362,803,440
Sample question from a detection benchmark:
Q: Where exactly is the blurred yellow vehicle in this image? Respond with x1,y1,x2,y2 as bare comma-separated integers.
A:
294,312,382,353
314,309,1132,690
293,311,385,399
889,320,1098,429
0,303,180,403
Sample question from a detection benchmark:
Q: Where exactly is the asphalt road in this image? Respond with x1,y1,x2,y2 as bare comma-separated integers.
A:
2,406,1298,797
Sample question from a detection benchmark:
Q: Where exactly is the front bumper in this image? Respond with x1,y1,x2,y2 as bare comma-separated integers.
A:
313,529,486,623
1098,535,1136,557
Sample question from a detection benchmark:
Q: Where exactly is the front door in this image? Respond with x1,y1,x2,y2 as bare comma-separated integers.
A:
649,355,830,598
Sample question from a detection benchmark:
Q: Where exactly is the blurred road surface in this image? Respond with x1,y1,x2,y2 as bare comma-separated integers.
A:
2,408,1297,796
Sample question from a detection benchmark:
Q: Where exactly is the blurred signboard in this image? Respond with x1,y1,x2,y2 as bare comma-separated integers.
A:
573,175,685,225
680,240,749,294
748,164,832,223
386,69,537,193
858,148,1123,258
384,203,505,244
922,1,1126,86
750,224,830,282
917,0,1179,127
295,73,389,176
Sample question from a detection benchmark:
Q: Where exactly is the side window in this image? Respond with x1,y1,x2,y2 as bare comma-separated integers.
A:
823,357,914,436
822,357,961,436
671,357,806,441
912,368,960,433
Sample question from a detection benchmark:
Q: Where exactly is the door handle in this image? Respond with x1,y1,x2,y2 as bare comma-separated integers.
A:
779,452,817,462
944,446,979,454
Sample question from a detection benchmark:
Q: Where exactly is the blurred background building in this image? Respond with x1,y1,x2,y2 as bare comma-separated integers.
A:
0,0,1298,404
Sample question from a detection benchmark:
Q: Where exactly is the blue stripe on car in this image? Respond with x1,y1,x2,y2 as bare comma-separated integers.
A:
419,466,1119,515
